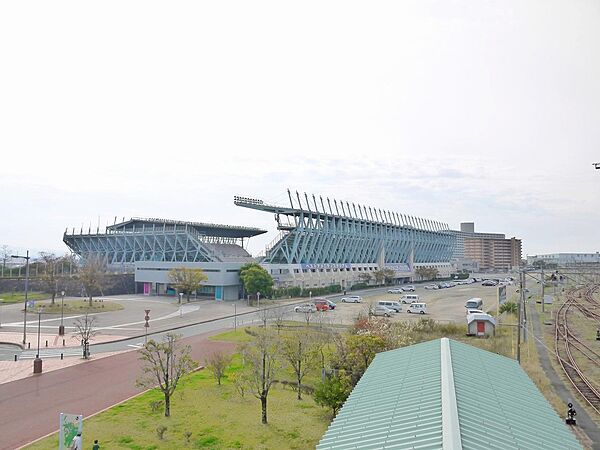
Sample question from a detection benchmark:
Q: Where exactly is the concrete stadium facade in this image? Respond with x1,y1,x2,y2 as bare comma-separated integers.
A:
235,192,456,289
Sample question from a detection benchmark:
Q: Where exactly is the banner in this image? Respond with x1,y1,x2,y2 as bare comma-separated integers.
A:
497,285,507,307
59,413,83,450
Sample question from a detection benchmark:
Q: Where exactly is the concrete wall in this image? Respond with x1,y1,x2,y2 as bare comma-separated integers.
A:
134,261,244,301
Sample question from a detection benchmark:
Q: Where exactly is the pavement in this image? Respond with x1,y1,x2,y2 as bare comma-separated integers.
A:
529,297,600,449
1,330,237,450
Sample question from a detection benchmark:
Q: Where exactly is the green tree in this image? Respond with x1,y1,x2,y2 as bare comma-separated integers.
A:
137,333,197,417
168,267,208,302
239,263,273,299
347,334,386,378
313,374,352,416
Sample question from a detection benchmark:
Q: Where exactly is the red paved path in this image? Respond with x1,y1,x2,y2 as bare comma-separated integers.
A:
0,331,236,450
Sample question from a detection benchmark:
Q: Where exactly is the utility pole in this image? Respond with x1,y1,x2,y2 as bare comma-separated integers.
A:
517,271,523,364
541,266,545,314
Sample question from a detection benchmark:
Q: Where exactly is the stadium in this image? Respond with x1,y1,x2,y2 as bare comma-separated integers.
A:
63,191,456,299
234,191,456,289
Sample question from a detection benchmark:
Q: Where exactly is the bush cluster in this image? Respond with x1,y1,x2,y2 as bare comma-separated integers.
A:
272,284,342,299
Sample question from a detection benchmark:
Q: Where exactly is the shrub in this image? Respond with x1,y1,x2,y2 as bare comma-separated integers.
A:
156,425,167,440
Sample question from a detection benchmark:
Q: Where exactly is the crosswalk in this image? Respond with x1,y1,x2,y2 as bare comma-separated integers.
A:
19,348,84,360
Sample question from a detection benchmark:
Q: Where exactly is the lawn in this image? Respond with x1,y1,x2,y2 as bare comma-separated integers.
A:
33,299,124,314
0,292,49,304
23,318,557,450
26,354,330,450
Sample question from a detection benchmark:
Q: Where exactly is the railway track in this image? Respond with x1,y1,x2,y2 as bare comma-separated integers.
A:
555,286,600,416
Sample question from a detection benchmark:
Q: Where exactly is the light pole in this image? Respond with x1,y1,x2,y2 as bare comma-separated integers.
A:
144,309,150,344
59,290,65,336
257,291,261,309
234,302,237,330
33,308,43,374
11,251,30,345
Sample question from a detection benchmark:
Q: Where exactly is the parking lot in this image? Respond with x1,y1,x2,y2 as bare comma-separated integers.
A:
291,282,520,325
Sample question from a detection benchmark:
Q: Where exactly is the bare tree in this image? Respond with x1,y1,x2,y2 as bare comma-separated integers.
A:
205,351,232,385
72,313,98,359
78,257,106,306
137,333,197,417
270,307,287,334
0,245,10,278
303,309,313,327
39,252,61,305
241,329,281,424
282,331,318,400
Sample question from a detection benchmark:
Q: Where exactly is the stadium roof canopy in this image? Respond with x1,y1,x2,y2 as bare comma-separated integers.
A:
317,338,582,450
106,217,267,239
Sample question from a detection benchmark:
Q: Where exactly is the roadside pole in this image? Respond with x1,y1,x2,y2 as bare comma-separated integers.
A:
541,267,545,314
517,271,523,364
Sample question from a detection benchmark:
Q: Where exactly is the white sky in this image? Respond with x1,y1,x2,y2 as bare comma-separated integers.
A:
1,1,599,258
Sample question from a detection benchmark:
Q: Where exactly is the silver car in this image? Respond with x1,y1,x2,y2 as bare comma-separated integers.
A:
341,295,362,303
370,305,393,317
294,303,317,313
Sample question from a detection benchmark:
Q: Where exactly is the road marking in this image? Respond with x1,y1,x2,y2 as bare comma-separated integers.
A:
127,343,143,349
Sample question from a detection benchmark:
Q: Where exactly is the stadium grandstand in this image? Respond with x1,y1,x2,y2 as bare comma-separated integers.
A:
235,190,456,289
63,217,265,268
63,218,267,300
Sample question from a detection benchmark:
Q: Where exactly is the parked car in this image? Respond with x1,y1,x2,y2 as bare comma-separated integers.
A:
465,298,483,310
294,303,317,313
407,302,427,314
424,284,439,290
313,298,336,310
482,280,498,286
314,300,330,311
370,305,393,317
403,285,416,292
341,295,362,303
400,294,420,304
438,282,453,289
387,288,404,294
377,300,402,312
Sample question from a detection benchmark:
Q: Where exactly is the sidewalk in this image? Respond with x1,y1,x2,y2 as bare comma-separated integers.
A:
0,331,129,350
0,349,129,385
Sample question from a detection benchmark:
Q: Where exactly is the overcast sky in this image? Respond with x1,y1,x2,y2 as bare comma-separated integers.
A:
1,1,599,259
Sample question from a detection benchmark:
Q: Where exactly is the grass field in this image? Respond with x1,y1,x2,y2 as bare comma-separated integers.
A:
33,299,124,314
0,292,49,304
26,355,329,450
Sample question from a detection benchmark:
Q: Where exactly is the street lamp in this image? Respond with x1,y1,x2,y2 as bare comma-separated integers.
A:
257,291,261,309
33,307,43,374
11,251,30,345
59,290,65,336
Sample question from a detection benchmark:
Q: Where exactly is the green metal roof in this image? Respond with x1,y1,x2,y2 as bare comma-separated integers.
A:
317,338,582,450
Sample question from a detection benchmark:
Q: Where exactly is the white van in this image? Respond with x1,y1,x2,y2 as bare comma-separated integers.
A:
407,302,427,314
377,300,402,312
400,294,420,304
465,298,483,310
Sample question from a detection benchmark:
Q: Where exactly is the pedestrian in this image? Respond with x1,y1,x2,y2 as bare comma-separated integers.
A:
92,439,100,450
70,432,82,450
